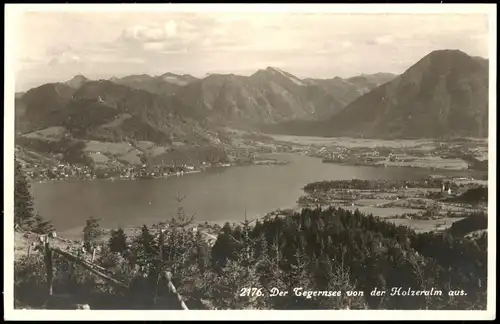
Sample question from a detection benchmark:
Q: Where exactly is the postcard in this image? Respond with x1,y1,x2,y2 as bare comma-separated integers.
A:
4,3,496,321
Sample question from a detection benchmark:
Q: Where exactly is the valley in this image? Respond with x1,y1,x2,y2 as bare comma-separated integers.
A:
13,48,489,243
24,133,487,238
14,53,489,235
14,49,488,181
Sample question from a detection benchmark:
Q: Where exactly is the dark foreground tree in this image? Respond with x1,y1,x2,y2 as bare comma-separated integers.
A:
108,228,128,254
14,159,35,229
133,225,158,266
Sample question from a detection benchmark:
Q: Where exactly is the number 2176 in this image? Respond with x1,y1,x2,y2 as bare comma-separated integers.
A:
240,288,264,297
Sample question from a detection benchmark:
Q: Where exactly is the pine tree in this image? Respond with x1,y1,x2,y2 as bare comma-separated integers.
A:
210,226,235,270
14,159,35,229
162,192,197,278
288,247,315,309
170,190,196,228
255,233,268,260
82,216,103,251
108,228,128,254
239,208,256,269
133,224,157,266
322,251,366,310
265,233,288,309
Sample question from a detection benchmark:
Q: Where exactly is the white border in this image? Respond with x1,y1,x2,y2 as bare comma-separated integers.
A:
4,3,497,321
486,5,497,319
3,3,496,14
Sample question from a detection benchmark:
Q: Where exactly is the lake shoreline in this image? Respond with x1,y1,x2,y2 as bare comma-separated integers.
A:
30,152,483,241
27,158,292,184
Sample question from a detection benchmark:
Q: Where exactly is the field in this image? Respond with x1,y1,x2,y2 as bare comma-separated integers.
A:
375,156,469,170
264,133,488,172
266,134,437,149
298,176,487,234
83,141,144,166
133,141,171,157
24,126,68,142
84,141,136,156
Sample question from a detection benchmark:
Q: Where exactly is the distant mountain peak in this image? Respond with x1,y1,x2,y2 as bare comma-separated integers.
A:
264,66,291,76
252,66,282,75
416,49,482,67
427,48,468,56
69,74,88,80
265,66,281,72
253,66,306,86
65,75,90,89
159,72,180,78
326,49,488,138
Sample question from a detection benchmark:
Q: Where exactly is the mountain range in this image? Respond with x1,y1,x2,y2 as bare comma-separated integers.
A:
105,67,395,125
15,49,488,148
260,50,489,139
15,68,395,144
110,73,198,97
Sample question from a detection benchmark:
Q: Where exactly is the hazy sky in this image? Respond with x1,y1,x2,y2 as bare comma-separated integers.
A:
12,11,490,91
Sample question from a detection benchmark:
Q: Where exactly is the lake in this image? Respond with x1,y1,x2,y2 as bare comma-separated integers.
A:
30,153,465,238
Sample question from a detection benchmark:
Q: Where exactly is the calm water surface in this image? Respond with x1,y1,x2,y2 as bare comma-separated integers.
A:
31,153,462,237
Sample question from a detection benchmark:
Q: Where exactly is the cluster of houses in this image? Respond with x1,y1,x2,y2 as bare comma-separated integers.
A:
24,163,95,181
115,164,198,180
311,146,350,161
314,146,389,164
20,154,236,181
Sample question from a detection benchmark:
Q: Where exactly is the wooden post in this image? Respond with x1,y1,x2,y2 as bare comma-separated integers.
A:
52,248,128,290
165,271,188,310
91,248,96,263
43,237,53,297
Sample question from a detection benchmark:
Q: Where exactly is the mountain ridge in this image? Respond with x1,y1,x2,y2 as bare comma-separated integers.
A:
262,50,489,139
15,50,488,142
332,49,488,138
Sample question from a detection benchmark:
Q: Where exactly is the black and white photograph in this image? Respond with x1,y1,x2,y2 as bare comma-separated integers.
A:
4,3,496,321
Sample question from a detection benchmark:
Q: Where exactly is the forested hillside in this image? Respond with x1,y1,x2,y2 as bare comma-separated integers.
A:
15,206,487,310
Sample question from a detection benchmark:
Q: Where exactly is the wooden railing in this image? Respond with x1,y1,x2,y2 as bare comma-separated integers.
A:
36,232,189,310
